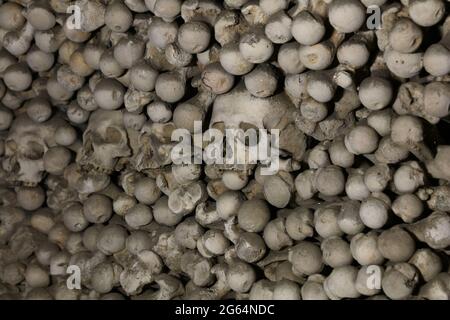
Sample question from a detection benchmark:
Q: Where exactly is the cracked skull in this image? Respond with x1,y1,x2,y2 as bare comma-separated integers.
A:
2,114,65,186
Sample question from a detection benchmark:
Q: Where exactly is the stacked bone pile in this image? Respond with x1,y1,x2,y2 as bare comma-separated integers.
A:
0,0,449,300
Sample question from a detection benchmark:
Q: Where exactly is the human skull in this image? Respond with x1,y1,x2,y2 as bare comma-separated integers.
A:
210,84,305,169
2,114,66,186
78,110,131,173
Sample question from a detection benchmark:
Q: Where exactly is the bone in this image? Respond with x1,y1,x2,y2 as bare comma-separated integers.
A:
0,0,448,303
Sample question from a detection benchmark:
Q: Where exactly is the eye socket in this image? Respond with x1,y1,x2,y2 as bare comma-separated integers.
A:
24,141,45,160
104,127,123,143
161,123,176,139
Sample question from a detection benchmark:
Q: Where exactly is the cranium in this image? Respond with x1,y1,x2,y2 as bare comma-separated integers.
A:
2,114,66,186
209,83,306,168
78,110,131,173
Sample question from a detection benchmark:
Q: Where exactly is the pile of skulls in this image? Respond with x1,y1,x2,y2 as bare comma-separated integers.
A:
0,0,449,300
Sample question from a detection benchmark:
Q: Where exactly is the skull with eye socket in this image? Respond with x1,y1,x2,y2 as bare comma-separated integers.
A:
78,110,131,173
209,83,307,172
132,121,177,171
2,114,66,186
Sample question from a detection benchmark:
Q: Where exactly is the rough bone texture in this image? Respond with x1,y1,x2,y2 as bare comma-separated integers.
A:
78,110,131,173
0,0,449,302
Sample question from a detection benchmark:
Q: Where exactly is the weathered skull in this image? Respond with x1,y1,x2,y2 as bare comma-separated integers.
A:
2,114,66,186
133,122,176,171
210,84,306,167
69,251,107,288
78,110,131,173
210,84,277,130
115,250,163,296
